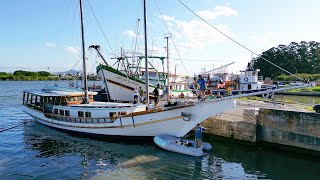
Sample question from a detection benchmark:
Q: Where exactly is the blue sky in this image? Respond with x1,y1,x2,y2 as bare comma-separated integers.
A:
0,0,320,76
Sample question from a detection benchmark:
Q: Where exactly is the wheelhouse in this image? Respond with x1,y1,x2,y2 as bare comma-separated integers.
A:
23,89,96,113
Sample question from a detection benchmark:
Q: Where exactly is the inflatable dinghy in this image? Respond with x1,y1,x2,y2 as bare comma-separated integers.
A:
154,134,212,157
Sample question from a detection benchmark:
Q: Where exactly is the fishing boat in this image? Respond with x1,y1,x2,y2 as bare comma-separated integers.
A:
22,0,312,141
22,0,237,139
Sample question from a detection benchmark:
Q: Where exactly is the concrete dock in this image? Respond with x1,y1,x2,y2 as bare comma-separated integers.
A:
201,100,320,156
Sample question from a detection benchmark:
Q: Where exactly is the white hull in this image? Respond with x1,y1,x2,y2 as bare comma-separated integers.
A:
97,66,164,102
23,99,236,138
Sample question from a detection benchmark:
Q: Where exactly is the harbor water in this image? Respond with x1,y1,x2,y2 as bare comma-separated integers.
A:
1,81,320,179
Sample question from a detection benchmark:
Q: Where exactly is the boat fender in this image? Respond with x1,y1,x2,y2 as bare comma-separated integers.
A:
181,112,192,121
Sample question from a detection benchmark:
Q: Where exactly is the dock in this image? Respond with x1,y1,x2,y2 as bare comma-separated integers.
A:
201,100,320,156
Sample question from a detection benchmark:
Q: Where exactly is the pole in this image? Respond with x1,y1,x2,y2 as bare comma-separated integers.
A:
79,0,88,104
143,0,149,105
165,36,170,103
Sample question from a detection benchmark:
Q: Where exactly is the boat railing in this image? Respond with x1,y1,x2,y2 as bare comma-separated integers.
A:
25,103,44,112
44,113,125,123
42,107,162,124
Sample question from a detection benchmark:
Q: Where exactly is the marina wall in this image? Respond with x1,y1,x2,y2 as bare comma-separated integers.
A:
257,109,320,152
202,107,320,155
202,108,258,143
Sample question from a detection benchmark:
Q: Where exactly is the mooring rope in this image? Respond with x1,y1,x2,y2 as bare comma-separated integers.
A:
0,121,31,133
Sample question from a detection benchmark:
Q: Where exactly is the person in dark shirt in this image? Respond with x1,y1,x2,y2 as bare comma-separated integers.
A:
153,84,160,106
197,75,206,99
195,123,203,148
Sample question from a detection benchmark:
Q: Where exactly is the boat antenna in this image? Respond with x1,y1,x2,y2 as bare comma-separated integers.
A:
79,0,89,104
164,34,171,103
143,0,149,105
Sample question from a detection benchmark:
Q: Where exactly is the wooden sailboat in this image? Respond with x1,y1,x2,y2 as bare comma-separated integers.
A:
22,0,236,139
22,0,311,140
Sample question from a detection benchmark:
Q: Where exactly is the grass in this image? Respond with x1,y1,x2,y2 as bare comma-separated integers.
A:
305,106,315,112
236,96,293,104
285,86,320,93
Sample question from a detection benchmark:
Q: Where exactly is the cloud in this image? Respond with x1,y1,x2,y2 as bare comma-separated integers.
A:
65,46,80,55
249,32,274,46
161,15,175,21
124,30,135,38
123,30,144,41
159,5,237,54
197,5,238,21
45,42,56,48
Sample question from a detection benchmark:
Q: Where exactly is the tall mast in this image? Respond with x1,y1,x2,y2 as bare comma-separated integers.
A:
79,0,88,104
143,0,149,105
133,19,141,68
165,36,170,103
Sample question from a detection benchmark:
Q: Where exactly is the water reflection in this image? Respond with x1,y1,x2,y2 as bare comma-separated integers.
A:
18,121,269,179
8,121,318,179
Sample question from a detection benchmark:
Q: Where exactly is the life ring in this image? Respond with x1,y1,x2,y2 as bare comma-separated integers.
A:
244,77,249,82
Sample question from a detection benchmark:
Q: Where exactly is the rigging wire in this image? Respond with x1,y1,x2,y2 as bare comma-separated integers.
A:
171,59,234,62
155,0,189,76
176,0,303,80
85,0,116,56
130,0,142,51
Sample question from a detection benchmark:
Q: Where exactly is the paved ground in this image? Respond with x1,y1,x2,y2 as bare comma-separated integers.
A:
236,99,312,112
211,99,314,124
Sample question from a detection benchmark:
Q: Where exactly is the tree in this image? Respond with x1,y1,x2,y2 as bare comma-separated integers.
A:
249,41,320,79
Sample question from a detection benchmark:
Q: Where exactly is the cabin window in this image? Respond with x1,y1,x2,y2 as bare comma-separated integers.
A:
31,95,36,104
65,110,70,116
77,96,83,102
118,112,127,116
67,97,74,102
109,112,117,121
78,111,84,117
54,109,58,114
59,109,64,116
47,97,52,103
85,112,91,118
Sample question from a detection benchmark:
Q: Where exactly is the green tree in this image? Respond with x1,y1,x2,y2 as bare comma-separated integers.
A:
249,41,320,79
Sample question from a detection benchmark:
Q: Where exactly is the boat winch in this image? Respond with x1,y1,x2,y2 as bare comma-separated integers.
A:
181,112,192,121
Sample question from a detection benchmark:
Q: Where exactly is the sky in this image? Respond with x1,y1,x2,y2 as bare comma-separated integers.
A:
0,0,320,76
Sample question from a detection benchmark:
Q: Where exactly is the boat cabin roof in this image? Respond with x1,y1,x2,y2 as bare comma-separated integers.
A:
70,101,135,108
24,86,97,97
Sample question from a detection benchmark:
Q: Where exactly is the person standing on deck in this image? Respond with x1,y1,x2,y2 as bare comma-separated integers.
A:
139,86,144,103
153,84,160,107
133,87,139,104
195,124,203,148
197,75,206,98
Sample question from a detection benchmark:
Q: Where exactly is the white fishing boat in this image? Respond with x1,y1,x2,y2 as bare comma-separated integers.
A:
22,0,312,141
22,0,237,139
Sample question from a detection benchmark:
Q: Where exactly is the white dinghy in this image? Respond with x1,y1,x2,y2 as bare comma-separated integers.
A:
154,134,212,157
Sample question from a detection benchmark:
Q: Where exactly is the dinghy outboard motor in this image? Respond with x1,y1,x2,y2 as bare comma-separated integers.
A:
181,112,192,121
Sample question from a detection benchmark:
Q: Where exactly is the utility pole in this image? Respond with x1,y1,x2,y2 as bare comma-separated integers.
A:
164,35,171,103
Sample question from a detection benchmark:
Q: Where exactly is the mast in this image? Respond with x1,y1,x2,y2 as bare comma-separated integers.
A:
143,0,149,105
79,0,88,104
165,36,170,103
133,19,141,69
